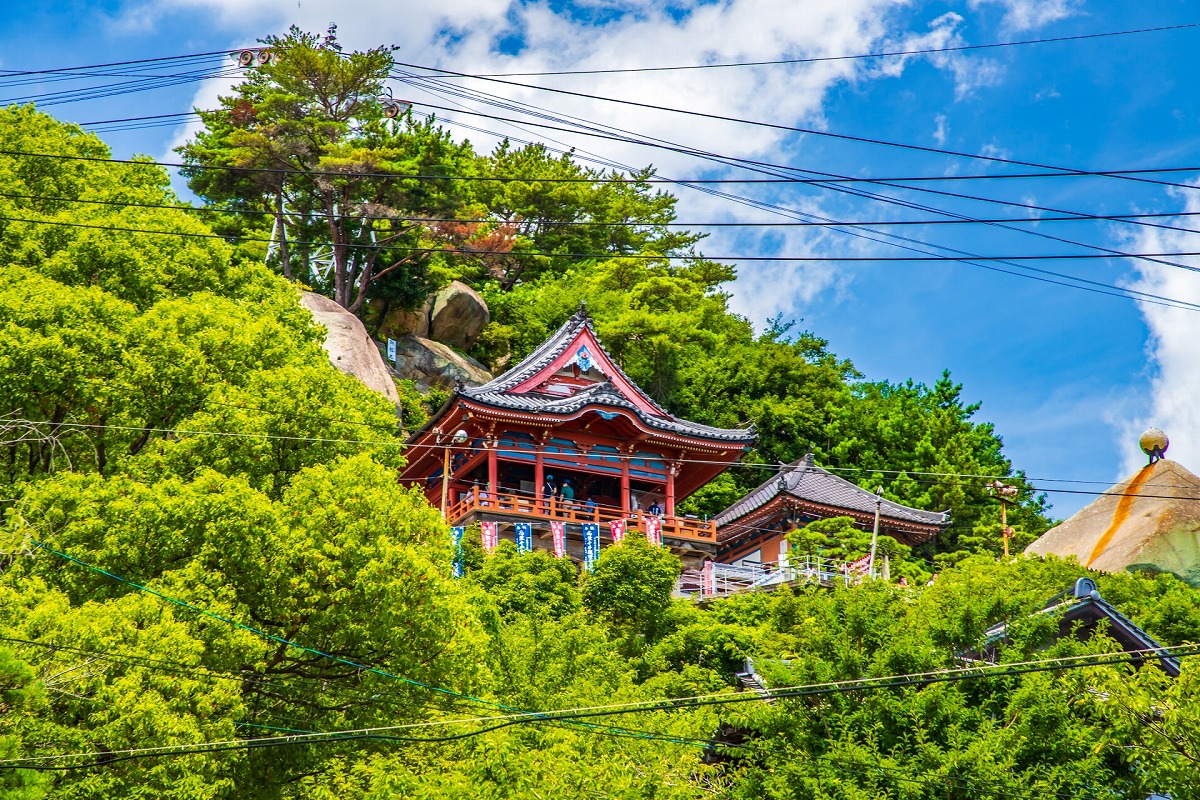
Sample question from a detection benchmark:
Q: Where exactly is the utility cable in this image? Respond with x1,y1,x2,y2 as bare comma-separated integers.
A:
0,644,1192,772
6,209,1200,267
11,417,1200,503
457,21,1200,77
6,186,1200,235
394,57,1200,192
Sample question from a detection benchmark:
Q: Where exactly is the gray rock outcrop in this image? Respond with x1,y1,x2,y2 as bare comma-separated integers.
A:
429,281,490,350
300,291,401,406
1026,458,1200,587
393,335,492,391
378,296,432,340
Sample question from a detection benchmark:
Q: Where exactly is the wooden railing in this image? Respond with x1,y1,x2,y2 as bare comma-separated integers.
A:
446,490,717,543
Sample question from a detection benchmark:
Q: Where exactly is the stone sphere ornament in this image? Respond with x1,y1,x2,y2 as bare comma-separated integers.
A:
1139,428,1170,462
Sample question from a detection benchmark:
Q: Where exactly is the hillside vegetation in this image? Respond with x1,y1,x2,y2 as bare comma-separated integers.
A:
0,35,1198,798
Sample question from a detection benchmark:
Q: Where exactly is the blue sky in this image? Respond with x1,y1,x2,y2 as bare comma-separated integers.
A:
4,0,1200,519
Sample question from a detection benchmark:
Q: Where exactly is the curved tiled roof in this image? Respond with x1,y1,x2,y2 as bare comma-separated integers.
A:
714,454,951,528
458,305,755,445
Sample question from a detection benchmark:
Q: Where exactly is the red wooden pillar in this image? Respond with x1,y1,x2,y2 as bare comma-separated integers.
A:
535,447,544,508
665,465,677,518
487,441,498,497
620,455,631,513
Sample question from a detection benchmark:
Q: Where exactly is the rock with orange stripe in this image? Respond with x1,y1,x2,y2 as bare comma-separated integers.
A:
1025,431,1200,587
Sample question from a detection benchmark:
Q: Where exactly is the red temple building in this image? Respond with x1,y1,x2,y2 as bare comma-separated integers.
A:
399,305,756,559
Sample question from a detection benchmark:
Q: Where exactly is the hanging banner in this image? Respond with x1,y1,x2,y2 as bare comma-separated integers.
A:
700,561,715,597
515,522,533,553
481,521,499,553
450,527,465,577
609,518,626,544
582,523,600,570
550,521,566,558
643,516,662,547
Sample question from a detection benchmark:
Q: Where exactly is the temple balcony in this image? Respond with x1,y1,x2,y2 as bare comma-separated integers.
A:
446,490,718,546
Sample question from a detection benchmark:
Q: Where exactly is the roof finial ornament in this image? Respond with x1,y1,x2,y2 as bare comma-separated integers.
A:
803,452,815,468
1140,427,1169,464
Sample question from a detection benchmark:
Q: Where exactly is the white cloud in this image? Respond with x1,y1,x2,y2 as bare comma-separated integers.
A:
968,0,1083,34
866,12,1003,99
933,113,948,145
125,0,1038,326
1118,186,1200,474
979,141,1011,160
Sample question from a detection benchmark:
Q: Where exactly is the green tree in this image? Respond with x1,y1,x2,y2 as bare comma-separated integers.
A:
179,26,475,312
582,534,681,639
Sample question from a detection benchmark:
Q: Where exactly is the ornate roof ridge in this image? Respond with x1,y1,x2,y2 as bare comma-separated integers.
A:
714,453,951,528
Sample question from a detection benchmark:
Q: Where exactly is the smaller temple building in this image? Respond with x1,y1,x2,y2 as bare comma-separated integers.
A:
713,454,950,566
400,305,756,560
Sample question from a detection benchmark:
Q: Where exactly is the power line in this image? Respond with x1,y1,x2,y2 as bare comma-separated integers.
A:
7,209,1200,266
13,132,1200,186
389,79,1200,311
12,418,1200,505
456,21,1200,77
395,58,1200,194
0,50,230,78
14,142,1200,190
1,644,1191,773
10,186,1200,234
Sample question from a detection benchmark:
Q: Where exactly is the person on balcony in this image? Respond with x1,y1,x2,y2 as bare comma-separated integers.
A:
647,499,663,516
561,478,575,507
543,474,557,512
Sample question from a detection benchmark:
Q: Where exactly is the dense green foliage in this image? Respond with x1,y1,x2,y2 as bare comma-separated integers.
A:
6,57,1200,800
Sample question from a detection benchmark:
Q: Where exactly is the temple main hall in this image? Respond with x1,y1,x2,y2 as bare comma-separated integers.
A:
400,306,948,566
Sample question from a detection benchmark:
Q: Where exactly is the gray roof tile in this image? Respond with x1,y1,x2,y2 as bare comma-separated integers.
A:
714,454,951,528
459,305,755,444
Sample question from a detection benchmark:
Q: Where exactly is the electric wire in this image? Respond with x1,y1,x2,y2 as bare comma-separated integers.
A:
5,209,1200,266
12,416,1200,506
0,49,233,78
1,644,1191,773
384,78,1200,308
6,185,1200,234
389,78,1200,281
456,21,1200,77
394,57,1200,192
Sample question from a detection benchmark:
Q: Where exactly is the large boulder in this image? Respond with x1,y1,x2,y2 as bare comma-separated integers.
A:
378,295,432,340
1026,458,1200,587
429,281,489,350
393,334,492,391
299,292,400,406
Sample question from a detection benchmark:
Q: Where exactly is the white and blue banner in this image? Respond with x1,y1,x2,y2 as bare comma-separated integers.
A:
515,522,533,553
582,523,600,571
450,527,465,577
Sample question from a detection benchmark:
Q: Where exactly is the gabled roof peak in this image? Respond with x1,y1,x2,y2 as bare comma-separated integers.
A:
455,306,756,445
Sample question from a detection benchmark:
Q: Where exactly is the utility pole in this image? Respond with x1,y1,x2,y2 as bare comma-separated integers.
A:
987,480,1019,557
868,486,883,579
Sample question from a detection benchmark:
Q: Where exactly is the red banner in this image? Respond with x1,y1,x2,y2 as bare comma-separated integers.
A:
481,521,499,552
609,519,626,544
551,522,566,558
644,516,662,547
